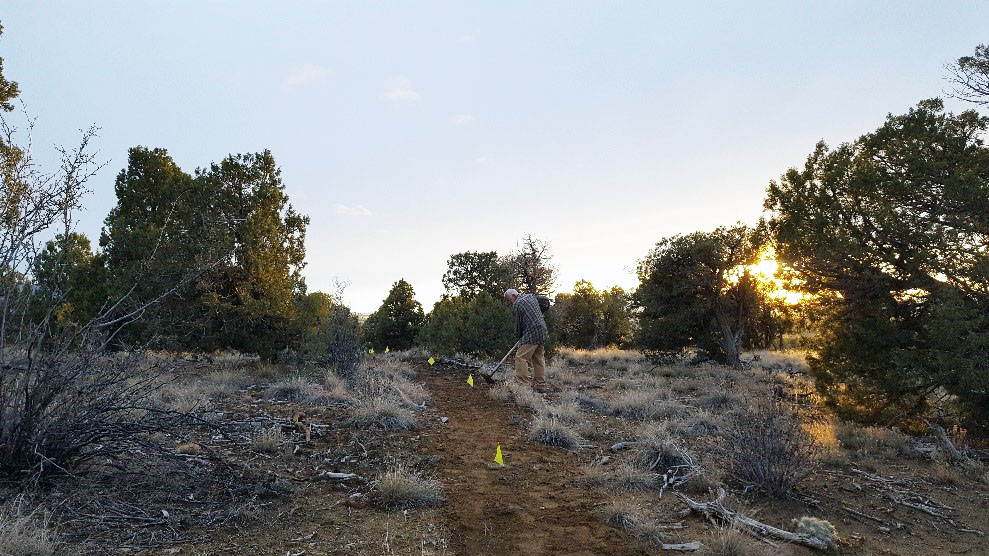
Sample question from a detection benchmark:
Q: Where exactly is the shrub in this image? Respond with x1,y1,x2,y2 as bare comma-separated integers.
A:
792,517,838,551
835,422,913,458
609,391,661,420
634,424,693,472
375,466,444,510
542,401,584,426
704,525,773,556
265,376,318,402
250,426,282,453
528,417,581,450
348,397,416,431
601,498,667,545
418,293,515,357
724,399,815,497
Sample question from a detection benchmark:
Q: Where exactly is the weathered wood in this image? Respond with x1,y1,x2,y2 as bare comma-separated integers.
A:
320,471,358,481
925,421,966,465
661,541,702,551
677,489,833,551
610,441,635,452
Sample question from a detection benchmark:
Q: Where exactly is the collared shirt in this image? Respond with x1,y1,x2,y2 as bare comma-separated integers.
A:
512,293,548,345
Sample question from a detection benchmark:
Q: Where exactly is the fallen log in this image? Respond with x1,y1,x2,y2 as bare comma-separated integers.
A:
661,541,702,551
677,489,834,551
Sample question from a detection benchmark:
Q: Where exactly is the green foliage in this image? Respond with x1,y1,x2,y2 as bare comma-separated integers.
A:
31,233,108,326
418,292,515,357
101,147,309,360
634,225,760,367
551,280,632,349
363,279,424,351
765,99,989,423
0,24,19,112
441,251,510,299
290,291,364,375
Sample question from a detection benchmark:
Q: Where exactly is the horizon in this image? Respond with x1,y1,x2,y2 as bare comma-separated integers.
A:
4,1,988,313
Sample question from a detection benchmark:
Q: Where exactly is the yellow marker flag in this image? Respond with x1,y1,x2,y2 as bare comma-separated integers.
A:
368,347,375,354
494,444,504,466
428,356,436,366
467,374,474,387
385,346,390,353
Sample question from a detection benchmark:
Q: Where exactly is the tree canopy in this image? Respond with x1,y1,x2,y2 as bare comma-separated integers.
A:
765,99,989,422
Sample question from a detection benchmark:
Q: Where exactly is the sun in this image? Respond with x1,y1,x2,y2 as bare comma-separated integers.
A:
743,248,807,305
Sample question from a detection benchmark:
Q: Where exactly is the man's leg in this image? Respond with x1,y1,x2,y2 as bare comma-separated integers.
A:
532,345,546,385
515,344,536,384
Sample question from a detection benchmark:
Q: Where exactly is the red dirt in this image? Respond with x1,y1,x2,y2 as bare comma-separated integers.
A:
418,363,653,556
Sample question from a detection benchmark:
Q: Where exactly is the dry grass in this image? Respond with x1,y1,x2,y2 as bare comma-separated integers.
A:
583,461,656,491
835,422,913,458
348,397,416,430
601,498,667,545
157,381,211,413
633,423,694,472
702,525,775,556
250,426,282,453
528,417,582,450
542,399,584,426
0,505,55,556
375,466,444,511
265,376,319,402
488,382,514,403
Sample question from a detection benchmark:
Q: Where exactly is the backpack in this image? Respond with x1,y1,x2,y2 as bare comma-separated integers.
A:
536,294,551,313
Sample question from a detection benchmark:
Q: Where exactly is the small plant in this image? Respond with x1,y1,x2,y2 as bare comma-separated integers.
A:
835,422,913,458
375,465,444,510
265,376,318,402
792,517,838,551
633,423,693,472
705,524,773,556
724,398,815,498
601,498,667,545
583,461,655,491
250,426,282,453
488,382,513,403
528,417,582,450
542,401,584,426
348,397,416,430
0,504,55,556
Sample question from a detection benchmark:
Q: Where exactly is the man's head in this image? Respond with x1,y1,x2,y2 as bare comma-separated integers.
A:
503,288,519,304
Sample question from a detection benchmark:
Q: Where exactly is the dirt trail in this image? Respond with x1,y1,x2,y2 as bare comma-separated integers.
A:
418,363,651,556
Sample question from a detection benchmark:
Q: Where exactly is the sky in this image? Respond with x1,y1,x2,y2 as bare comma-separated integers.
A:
3,1,988,313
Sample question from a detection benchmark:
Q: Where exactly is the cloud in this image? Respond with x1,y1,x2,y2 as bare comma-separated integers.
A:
380,76,422,103
283,64,331,88
475,155,489,164
334,203,372,216
452,114,475,125
460,34,475,43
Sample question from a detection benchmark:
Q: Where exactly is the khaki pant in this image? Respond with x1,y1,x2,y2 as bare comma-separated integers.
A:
515,344,546,385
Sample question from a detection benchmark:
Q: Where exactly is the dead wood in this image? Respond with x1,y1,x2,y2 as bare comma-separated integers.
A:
677,488,833,551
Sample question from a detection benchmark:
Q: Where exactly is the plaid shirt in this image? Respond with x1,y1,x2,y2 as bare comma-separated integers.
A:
512,293,548,345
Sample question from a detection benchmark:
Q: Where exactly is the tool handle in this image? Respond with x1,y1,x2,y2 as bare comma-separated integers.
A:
492,340,521,372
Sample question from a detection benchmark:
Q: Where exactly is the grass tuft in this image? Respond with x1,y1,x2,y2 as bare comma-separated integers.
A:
375,465,444,511
348,397,416,430
528,417,582,450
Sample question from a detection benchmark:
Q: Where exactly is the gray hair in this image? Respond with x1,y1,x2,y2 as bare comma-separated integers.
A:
503,288,519,298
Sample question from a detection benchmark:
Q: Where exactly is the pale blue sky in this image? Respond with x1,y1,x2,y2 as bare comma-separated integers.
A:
4,1,987,312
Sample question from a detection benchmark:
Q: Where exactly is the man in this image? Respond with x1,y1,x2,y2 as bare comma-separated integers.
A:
503,288,549,391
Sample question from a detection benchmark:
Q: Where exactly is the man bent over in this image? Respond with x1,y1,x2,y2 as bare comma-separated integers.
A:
503,288,549,392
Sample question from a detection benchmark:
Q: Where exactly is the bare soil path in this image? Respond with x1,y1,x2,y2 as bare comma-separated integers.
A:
418,363,652,556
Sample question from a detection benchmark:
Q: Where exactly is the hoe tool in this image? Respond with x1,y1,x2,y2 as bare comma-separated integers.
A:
479,340,521,384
